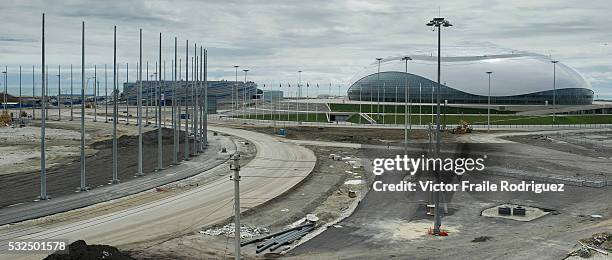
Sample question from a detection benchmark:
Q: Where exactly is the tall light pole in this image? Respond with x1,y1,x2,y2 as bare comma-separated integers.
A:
375,58,382,121
56,66,61,121
173,37,178,165
105,64,108,123
426,16,452,235
402,56,411,154
233,65,239,112
32,65,35,120
138,28,143,176
297,70,302,123
70,65,73,121
551,60,558,124
40,13,47,200
243,69,249,121
112,25,119,184
19,66,22,116
2,69,6,111
79,21,87,191
157,33,163,170
93,65,97,122
184,40,190,160
486,71,493,132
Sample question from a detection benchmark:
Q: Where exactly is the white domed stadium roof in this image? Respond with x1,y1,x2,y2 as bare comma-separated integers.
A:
349,51,591,97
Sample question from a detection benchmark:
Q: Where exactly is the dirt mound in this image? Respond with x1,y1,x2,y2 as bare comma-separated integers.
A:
44,240,134,260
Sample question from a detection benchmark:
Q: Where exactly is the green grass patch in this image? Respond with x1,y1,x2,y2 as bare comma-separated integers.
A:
235,113,329,122
328,103,514,114
369,114,612,125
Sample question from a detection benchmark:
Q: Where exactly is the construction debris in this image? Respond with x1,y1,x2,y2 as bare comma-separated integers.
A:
200,223,270,239
241,222,316,254
564,232,611,259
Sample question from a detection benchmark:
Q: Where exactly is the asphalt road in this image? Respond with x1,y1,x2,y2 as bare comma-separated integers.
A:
0,125,316,260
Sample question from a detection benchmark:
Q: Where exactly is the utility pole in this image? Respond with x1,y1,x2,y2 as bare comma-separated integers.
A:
112,25,119,184
230,154,242,260
79,21,87,191
40,13,47,200
426,16,452,235
137,28,143,176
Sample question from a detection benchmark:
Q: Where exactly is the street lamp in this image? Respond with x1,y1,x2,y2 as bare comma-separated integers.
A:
56,68,61,121
375,58,382,121
551,60,558,124
426,16,452,236
298,70,302,123
234,65,239,112
486,71,493,132
2,69,6,111
243,69,249,121
402,56,412,154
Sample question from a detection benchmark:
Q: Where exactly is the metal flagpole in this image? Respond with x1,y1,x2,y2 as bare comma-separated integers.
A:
112,25,119,184
145,62,149,126
19,66,22,117
40,13,47,200
93,65,97,122
137,29,143,175
126,63,129,125
203,47,208,148
32,65,36,120
105,64,108,122
57,65,61,121
193,44,198,153
70,65,73,121
158,32,164,170
79,21,87,191
173,37,178,164
184,40,190,160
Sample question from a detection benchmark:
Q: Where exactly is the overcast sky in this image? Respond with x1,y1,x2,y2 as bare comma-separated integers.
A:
0,0,610,98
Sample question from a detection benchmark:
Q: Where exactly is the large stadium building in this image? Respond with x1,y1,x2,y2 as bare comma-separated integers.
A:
122,80,257,113
347,51,593,105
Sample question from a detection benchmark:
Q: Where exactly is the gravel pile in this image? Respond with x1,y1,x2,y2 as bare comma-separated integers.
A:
201,223,269,239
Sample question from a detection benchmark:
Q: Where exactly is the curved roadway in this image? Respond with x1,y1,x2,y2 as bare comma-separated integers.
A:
0,126,316,259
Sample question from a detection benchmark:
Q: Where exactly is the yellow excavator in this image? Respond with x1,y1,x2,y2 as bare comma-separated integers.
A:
451,120,472,134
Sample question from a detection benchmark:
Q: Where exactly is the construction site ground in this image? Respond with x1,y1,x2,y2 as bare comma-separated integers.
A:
127,144,365,259
0,119,192,209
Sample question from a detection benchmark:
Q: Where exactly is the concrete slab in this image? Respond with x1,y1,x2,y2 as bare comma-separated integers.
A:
481,204,550,222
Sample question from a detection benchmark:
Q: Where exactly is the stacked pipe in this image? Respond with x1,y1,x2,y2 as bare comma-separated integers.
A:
240,222,315,254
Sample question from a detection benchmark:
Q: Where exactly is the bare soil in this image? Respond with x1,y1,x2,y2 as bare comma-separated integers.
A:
0,126,190,208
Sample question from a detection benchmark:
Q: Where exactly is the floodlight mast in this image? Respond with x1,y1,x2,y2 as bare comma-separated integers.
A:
426,16,452,235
